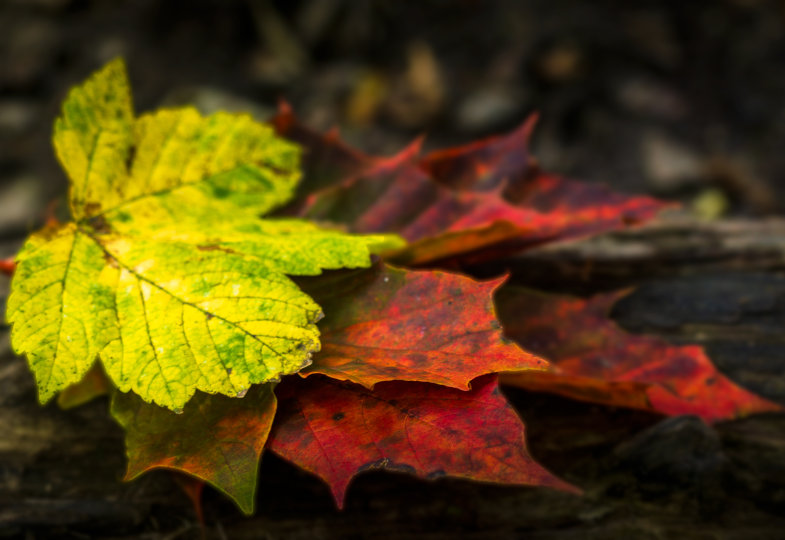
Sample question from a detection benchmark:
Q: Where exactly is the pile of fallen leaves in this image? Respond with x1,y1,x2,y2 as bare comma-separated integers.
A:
4,60,779,515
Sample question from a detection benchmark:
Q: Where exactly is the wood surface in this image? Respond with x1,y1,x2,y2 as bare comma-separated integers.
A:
2,216,785,539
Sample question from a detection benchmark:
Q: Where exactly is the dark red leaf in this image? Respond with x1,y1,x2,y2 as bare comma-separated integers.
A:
420,113,539,192
268,374,577,507
296,263,548,389
421,114,666,228
497,288,781,422
271,101,376,197
299,144,547,264
282,111,670,266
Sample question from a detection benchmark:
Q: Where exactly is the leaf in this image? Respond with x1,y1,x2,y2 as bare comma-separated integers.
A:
497,288,782,422
53,58,134,221
274,109,669,267
54,60,300,221
296,263,549,389
390,168,671,267
7,223,114,405
268,374,577,507
57,362,112,409
420,113,668,225
420,113,539,192
111,384,276,515
299,139,668,267
103,261,550,513
298,140,545,249
271,101,375,199
7,59,400,410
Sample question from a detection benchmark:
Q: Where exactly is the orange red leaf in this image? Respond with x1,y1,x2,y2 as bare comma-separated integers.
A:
297,263,548,389
497,288,781,422
420,113,539,192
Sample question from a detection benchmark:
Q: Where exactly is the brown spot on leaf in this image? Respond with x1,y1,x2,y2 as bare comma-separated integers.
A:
87,214,112,235
84,202,102,216
197,244,236,255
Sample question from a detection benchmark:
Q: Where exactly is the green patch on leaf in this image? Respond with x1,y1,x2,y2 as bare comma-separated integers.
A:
6,59,403,410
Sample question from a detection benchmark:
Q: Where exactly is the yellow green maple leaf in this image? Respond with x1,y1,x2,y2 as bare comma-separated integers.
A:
6,58,403,411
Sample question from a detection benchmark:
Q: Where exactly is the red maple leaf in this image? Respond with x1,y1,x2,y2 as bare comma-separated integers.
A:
273,106,670,267
268,374,578,507
272,101,375,198
497,287,781,422
296,262,548,389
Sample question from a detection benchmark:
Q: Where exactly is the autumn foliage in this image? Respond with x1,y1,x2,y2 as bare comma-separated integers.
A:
5,60,779,516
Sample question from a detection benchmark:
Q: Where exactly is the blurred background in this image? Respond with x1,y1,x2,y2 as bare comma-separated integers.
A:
2,0,785,238
4,3,785,536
